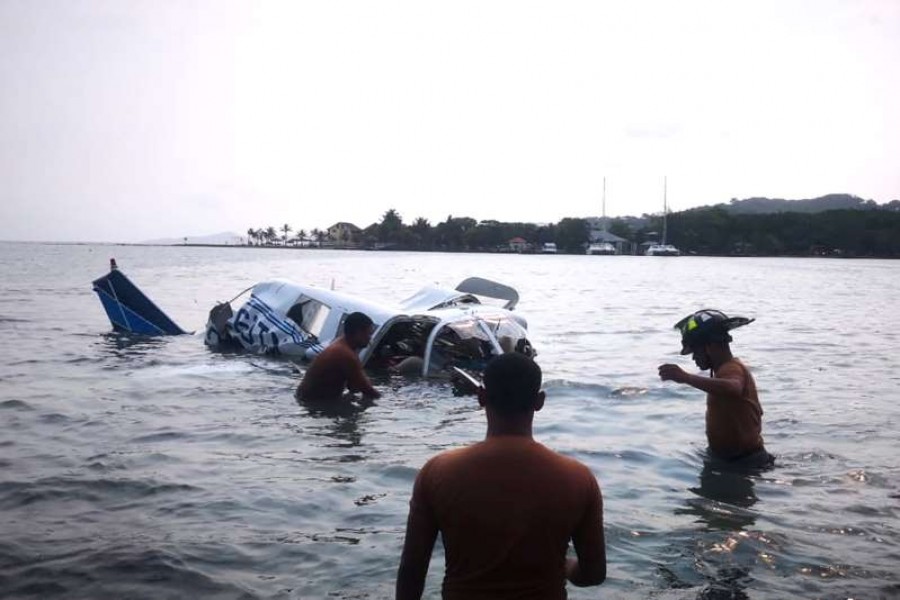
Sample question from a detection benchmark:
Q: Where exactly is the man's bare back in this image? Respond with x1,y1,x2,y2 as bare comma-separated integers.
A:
296,313,381,403
295,339,368,401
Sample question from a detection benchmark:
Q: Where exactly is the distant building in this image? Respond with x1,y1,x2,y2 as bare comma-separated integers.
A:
589,229,630,254
508,236,528,253
327,222,361,245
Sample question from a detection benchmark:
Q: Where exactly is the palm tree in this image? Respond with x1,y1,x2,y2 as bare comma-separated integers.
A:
265,226,277,246
379,208,404,243
246,228,256,246
281,223,292,246
295,229,307,247
411,217,432,250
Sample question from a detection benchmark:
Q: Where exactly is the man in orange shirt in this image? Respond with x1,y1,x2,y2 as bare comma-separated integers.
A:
658,309,773,465
396,353,606,600
296,312,381,403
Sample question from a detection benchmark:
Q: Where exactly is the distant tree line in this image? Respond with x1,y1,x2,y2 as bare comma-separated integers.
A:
244,200,900,258
244,210,593,253
662,207,900,257
715,194,900,215
245,224,328,247
359,210,592,253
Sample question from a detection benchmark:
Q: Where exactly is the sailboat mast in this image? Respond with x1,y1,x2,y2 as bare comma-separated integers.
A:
602,176,607,232
662,176,668,245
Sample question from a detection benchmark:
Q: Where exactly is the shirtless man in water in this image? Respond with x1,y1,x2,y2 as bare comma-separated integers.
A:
296,312,381,402
396,353,606,599
658,309,773,465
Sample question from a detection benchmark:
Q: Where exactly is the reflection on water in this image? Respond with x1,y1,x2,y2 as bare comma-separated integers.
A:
298,396,374,449
95,331,170,355
1,243,899,599
680,458,769,531
666,458,777,599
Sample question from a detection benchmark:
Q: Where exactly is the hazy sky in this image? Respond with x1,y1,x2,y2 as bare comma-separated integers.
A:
2,0,899,242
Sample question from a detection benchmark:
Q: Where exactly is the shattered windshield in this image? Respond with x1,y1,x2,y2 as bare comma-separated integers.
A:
365,317,436,373
478,315,532,354
426,316,533,376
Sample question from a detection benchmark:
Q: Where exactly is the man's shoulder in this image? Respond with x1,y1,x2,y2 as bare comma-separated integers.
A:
418,440,510,474
536,443,597,479
422,440,595,471
424,443,478,467
479,440,595,479
520,443,600,500
414,446,470,486
318,339,358,360
717,358,749,378
417,442,599,505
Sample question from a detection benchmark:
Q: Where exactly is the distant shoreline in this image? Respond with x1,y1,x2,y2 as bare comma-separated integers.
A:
2,240,897,258
90,241,900,259
184,244,899,258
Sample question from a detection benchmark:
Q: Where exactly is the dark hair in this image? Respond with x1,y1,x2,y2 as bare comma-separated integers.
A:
483,353,542,414
344,312,374,336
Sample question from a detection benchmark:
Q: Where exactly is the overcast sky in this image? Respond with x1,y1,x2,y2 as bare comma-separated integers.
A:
2,0,899,242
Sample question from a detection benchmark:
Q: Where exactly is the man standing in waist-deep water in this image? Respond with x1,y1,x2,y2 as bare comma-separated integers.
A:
396,353,606,600
658,309,774,465
296,311,381,402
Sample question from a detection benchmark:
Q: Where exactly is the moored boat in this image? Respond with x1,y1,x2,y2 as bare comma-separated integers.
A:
646,177,680,257
587,242,616,255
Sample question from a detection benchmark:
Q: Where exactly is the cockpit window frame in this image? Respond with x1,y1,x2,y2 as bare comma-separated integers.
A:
286,296,332,339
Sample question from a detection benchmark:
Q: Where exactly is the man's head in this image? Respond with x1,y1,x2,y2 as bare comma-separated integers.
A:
674,309,753,370
343,312,375,349
478,353,545,415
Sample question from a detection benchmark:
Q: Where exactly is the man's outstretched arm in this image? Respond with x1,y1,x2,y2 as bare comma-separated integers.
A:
658,364,743,399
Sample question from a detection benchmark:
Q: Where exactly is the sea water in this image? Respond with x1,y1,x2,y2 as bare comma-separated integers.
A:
0,242,898,599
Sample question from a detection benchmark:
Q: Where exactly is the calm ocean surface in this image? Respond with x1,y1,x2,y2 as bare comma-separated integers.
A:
0,242,898,599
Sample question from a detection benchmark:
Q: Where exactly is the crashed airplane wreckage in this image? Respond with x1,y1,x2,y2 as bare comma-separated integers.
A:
92,260,536,378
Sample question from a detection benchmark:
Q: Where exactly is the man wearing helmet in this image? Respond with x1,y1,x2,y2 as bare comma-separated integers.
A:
658,310,773,465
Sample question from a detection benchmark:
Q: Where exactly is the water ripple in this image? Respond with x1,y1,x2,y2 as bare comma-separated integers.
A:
1,244,898,598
